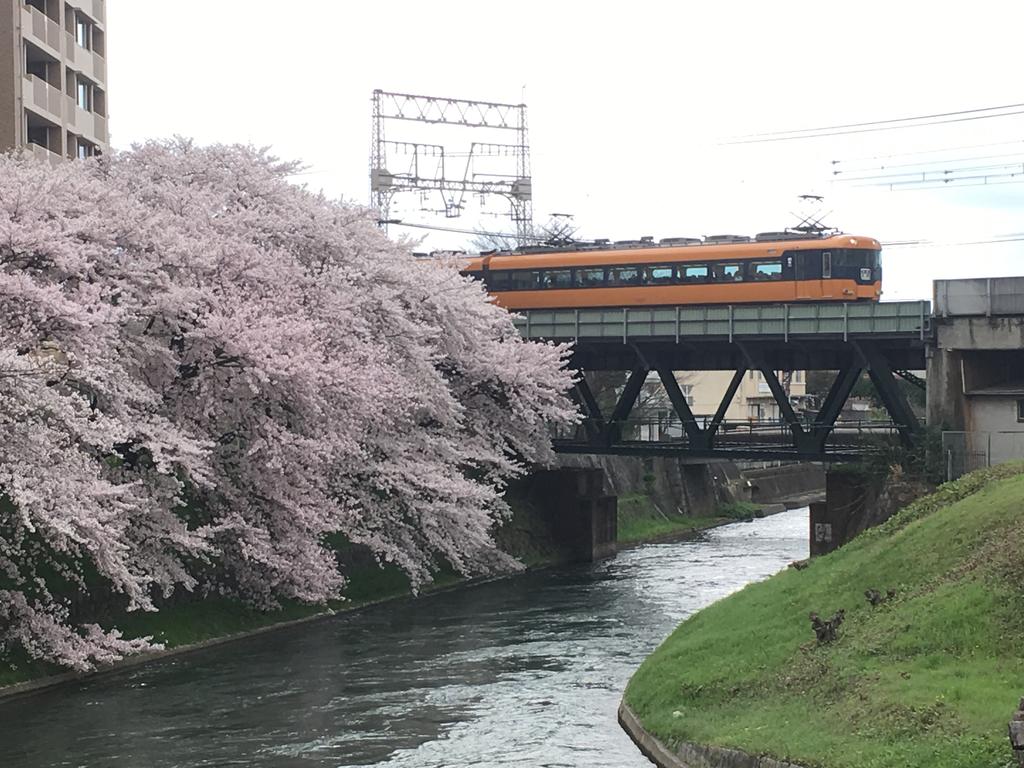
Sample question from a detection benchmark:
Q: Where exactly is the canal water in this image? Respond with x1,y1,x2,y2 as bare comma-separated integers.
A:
0,509,808,768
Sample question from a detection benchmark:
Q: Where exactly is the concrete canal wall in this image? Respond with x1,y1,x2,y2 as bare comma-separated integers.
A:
618,702,806,768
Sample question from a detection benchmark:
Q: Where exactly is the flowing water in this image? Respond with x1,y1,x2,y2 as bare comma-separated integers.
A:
0,509,808,768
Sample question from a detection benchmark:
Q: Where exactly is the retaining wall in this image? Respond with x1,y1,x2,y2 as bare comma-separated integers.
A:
618,701,805,768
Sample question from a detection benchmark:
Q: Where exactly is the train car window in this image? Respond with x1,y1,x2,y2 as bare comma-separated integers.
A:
509,270,538,290
821,252,832,279
751,262,783,280
834,249,878,268
712,263,742,281
609,267,641,286
645,265,675,284
541,269,573,289
576,267,606,287
682,265,709,281
487,271,511,290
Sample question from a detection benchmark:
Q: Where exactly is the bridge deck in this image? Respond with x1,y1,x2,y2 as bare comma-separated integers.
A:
514,300,930,342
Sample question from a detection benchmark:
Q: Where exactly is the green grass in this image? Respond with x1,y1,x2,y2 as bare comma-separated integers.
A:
617,492,740,544
624,463,1024,768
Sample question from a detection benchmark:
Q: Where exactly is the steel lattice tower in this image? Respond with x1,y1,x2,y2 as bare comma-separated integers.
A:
369,89,534,246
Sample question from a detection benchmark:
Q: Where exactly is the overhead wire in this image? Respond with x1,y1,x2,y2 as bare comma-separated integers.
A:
840,162,1024,185
833,150,1024,176
876,177,1024,192
884,235,1024,247
834,138,1024,164
727,106,1024,144
384,220,549,242
729,102,1024,142
734,102,1024,139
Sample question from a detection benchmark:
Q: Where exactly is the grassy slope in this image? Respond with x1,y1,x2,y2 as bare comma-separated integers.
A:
618,492,758,544
625,464,1024,768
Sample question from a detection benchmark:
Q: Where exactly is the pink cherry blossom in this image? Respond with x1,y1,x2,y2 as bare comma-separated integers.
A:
0,140,577,670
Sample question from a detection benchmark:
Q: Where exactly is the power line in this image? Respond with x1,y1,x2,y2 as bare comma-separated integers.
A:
840,162,1024,185
884,235,1024,247
879,177,1024,192
731,102,1024,141
834,150,1024,176
833,138,1024,165
727,108,1024,144
384,220,548,242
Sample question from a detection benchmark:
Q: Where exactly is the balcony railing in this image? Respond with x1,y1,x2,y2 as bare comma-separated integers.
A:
64,35,107,85
24,4,62,52
92,114,108,144
23,74,64,121
27,142,62,166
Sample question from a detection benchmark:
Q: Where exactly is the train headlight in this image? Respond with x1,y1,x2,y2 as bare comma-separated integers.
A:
860,268,872,281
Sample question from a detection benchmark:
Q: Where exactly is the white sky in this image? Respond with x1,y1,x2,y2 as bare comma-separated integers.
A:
106,0,1024,301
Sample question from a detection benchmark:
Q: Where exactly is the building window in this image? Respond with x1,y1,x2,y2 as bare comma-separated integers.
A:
75,139,98,159
25,0,56,20
682,384,694,406
75,14,92,50
1017,399,1024,423
76,80,92,111
27,124,50,148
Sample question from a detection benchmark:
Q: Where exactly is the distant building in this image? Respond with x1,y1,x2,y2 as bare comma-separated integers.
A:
677,369,808,422
930,276,1024,477
635,369,809,440
0,0,108,161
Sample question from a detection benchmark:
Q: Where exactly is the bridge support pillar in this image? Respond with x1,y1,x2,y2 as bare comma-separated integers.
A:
531,468,618,562
809,468,886,556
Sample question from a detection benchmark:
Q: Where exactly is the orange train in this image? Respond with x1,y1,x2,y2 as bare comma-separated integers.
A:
461,232,882,310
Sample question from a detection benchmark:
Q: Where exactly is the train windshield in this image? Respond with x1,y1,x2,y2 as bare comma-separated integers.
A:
833,249,880,268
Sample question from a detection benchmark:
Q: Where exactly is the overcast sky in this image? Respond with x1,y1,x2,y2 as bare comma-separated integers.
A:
107,1,1024,301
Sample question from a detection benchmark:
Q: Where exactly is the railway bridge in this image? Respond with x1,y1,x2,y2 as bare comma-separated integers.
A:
516,300,930,462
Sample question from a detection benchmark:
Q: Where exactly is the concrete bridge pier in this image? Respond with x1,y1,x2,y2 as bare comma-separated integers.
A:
809,469,885,556
530,468,618,562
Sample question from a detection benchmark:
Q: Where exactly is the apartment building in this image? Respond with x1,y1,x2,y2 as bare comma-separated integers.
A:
635,369,811,441
678,369,809,422
0,0,108,162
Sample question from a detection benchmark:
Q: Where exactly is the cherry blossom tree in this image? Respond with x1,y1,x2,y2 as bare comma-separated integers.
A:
0,140,577,670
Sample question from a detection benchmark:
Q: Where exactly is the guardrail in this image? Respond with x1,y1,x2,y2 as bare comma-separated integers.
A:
515,301,931,342
561,417,905,442
554,417,908,453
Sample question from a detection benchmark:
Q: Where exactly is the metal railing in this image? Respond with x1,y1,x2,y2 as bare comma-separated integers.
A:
942,431,1024,480
555,417,906,450
516,300,931,342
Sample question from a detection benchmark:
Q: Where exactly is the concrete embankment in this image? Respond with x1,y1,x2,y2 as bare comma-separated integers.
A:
618,701,804,768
